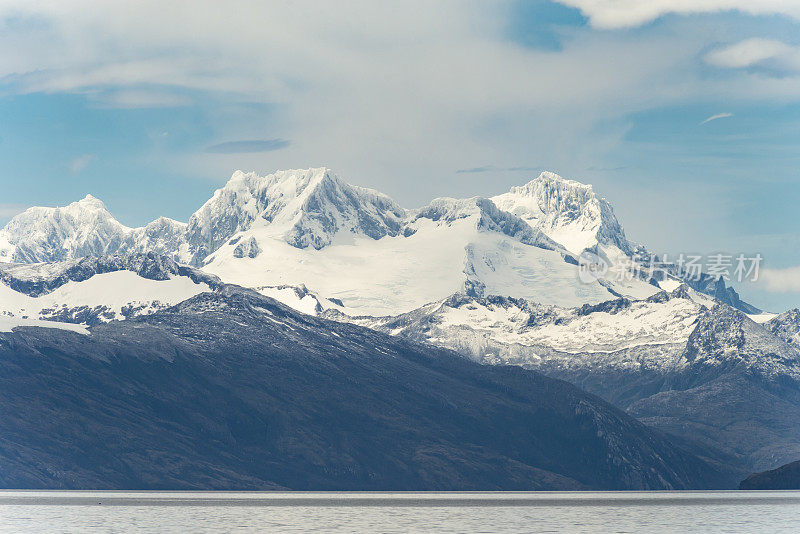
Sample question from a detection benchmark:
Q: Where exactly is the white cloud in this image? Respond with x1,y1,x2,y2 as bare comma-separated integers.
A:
0,1,716,195
92,89,192,109
705,38,800,73
0,203,28,219
700,112,733,125
759,265,800,292
68,154,94,174
556,1,800,29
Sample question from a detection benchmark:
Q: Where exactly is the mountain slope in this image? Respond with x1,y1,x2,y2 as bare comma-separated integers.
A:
740,459,800,490
768,309,800,346
0,286,727,490
0,253,219,325
347,290,800,474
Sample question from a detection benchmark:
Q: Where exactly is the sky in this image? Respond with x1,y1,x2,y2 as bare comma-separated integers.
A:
0,0,799,311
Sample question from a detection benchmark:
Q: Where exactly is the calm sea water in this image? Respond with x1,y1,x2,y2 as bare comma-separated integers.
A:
1,491,799,533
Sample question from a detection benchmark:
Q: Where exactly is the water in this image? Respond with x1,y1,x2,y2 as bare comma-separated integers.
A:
1,491,799,533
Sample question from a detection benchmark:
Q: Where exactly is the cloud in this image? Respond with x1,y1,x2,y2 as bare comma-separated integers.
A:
456,166,497,174
585,165,628,172
555,1,800,29
456,165,540,174
204,139,290,154
704,38,800,74
92,89,193,109
0,203,28,219
68,154,94,174
0,1,795,186
700,112,733,125
759,265,800,293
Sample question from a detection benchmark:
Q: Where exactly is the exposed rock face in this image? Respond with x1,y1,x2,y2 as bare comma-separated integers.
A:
233,237,261,259
768,309,800,346
684,276,761,315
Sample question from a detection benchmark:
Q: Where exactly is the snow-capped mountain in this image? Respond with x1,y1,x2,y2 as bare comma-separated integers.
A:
0,167,753,315
126,216,189,259
194,169,673,314
345,285,797,384
182,167,406,265
338,285,800,472
0,195,130,263
491,171,633,256
0,165,795,480
0,196,188,264
767,309,800,346
0,253,218,328
0,284,727,490
202,189,637,314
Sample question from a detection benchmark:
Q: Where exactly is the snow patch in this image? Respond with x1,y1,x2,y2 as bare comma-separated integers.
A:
0,316,89,334
0,271,210,323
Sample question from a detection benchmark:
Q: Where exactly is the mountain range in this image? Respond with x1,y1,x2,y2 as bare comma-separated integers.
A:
1,166,798,487
0,167,754,314
0,285,727,490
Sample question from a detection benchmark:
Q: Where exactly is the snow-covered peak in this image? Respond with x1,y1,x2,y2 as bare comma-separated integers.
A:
491,171,632,255
511,171,590,197
767,309,800,347
185,167,406,264
0,195,131,263
75,194,108,211
0,194,193,264
126,217,188,260
682,304,800,381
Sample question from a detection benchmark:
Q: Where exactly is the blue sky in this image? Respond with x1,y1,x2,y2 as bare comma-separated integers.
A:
0,0,799,311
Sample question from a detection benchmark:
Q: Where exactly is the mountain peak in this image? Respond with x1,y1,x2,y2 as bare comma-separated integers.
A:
491,171,631,255
225,166,334,189
0,194,129,263
507,171,597,204
519,171,593,194
68,194,110,212
147,216,186,228
184,167,406,264
78,193,103,203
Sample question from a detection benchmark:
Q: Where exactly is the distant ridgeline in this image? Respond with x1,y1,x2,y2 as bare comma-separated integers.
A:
740,460,800,490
